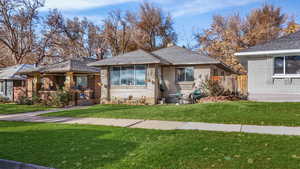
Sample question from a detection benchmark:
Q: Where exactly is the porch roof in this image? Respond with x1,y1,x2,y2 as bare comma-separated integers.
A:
0,64,34,80
88,49,171,67
20,59,100,75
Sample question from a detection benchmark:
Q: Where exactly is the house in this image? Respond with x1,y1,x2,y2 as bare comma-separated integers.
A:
19,58,101,106
0,64,34,101
89,46,235,104
235,31,300,102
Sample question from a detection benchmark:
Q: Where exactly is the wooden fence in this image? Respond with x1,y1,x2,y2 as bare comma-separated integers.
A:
212,75,248,95
237,75,248,95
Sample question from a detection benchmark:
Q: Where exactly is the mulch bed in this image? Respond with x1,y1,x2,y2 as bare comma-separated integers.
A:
198,96,241,103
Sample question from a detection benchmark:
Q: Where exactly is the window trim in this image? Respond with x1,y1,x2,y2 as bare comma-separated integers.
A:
175,66,194,82
110,65,147,86
273,56,300,78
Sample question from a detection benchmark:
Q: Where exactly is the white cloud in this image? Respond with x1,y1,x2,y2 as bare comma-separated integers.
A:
41,0,138,11
171,0,264,17
41,0,263,18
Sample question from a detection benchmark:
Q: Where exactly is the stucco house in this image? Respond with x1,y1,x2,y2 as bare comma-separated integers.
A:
89,46,234,104
0,64,34,101
20,58,101,106
235,31,300,102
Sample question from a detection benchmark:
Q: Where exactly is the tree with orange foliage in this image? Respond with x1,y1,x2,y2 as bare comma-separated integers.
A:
196,4,296,73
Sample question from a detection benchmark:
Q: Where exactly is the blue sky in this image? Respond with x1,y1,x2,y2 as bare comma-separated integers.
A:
41,0,300,46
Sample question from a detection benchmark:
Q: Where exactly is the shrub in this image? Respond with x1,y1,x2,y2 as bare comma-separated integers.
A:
50,90,71,107
0,96,10,104
200,78,225,97
16,96,33,105
31,95,41,104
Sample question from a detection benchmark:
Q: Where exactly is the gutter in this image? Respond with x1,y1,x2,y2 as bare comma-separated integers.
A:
235,49,300,57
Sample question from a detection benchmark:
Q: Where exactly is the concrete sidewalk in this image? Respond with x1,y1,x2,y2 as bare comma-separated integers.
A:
1,110,300,136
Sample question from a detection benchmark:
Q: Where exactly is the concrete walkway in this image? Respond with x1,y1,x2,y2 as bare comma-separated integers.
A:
1,109,300,136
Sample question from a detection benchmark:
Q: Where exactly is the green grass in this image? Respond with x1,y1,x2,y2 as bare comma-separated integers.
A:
0,121,300,169
0,104,49,115
43,101,300,126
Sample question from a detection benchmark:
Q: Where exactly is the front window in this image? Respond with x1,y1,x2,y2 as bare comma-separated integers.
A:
121,66,134,85
176,67,194,82
110,65,146,86
274,56,300,76
13,80,23,87
76,76,88,89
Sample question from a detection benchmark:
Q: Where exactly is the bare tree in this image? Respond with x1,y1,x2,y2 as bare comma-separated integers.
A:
36,10,106,63
0,42,13,67
33,9,64,65
129,2,177,51
102,10,135,56
87,22,107,60
0,0,44,64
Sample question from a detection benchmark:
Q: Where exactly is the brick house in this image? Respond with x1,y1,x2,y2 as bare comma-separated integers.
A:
20,58,101,106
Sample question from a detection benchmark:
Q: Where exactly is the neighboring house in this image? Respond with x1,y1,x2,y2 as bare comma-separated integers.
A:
235,31,300,102
0,64,34,101
20,58,101,106
89,46,234,104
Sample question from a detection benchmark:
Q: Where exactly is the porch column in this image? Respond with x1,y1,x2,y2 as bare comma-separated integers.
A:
65,72,75,90
33,73,41,96
94,74,101,104
147,64,157,105
100,66,110,104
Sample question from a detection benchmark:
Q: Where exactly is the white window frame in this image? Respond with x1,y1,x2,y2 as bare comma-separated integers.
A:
273,56,300,78
110,65,147,86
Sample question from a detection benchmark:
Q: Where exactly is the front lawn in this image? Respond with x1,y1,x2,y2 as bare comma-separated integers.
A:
43,101,300,126
0,104,49,115
0,121,300,169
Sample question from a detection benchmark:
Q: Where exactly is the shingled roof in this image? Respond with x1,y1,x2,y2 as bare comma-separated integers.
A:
0,64,34,80
236,31,300,56
152,46,220,65
89,46,221,67
88,49,171,66
20,59,100,74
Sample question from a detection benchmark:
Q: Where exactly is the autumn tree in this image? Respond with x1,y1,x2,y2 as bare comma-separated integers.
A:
129,2,177,51
243,4,286,47
0,0,44,64
196,4,294,72
103,2,177,55
284,17,300,34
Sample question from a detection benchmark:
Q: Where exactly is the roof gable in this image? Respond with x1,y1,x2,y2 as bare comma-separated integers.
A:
20,59,99,74
0,64,34,80
89,49,170,66
241,31,300,53
152,46,219,65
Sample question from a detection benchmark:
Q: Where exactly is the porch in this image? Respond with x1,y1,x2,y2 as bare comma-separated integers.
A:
28,72,100,106
20,59,101,106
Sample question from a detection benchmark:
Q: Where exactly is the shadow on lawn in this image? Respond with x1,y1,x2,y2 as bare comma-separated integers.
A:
0,105,47,115
0,127,138,169
55,104,147,116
